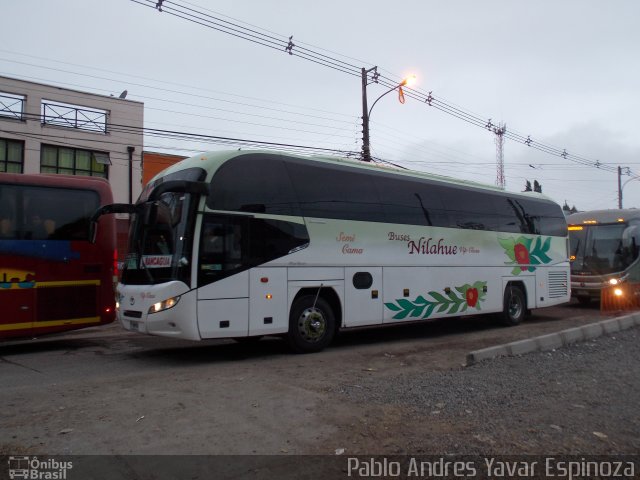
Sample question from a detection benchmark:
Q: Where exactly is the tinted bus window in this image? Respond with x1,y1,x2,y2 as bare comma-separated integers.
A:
0,185,99,240
439,186,497,231
517,198,566,237
198,214,309,286
285,161,383,222
374,175,448,227
208,154,301,216
493,196,529,234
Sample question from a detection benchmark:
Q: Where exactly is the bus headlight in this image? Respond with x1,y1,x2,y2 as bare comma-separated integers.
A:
148,295,181,314
609,278,619,285
614,288,624,297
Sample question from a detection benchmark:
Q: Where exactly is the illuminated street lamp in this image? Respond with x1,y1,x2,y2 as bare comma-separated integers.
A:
361,67,416,162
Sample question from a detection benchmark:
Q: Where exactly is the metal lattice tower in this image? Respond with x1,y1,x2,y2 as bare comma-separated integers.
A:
493,122,507,189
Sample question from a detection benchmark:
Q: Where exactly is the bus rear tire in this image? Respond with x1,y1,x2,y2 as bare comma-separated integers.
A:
500,285,526,326
287,295,336,354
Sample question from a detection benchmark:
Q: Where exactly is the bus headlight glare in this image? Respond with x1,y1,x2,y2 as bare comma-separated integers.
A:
148,295,181,314
614,288,623,297
609,278,619,285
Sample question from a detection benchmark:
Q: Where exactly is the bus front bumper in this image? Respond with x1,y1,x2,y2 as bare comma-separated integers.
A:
116,283,201,340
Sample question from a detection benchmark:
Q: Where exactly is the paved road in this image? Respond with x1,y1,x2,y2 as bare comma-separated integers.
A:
0,300,635,457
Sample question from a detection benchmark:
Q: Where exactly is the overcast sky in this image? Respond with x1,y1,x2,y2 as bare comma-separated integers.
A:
2,0,639,211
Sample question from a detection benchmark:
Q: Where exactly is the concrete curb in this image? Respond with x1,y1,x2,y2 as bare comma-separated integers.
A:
466,312,640,366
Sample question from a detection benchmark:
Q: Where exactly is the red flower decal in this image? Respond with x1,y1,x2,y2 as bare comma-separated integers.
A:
466,288,479,307
514,243,530,271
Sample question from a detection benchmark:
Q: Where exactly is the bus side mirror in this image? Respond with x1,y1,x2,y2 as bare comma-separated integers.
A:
89,203,138,244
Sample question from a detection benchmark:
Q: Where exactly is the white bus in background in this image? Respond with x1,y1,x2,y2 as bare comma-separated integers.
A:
567,209,640,304
93,150,570,353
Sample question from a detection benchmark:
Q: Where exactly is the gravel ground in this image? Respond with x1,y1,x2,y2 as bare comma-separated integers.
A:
334,328,640,454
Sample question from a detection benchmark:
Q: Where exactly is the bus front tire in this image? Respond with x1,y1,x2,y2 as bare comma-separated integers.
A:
287,295,336,354
500,285,526,326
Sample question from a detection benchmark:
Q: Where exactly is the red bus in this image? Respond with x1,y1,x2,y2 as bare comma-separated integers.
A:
0,173,117,340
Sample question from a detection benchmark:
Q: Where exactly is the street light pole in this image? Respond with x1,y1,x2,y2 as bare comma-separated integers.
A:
361,67,372,162
361,67,414,162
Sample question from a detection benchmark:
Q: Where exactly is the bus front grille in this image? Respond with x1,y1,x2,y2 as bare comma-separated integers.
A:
548,271,569,298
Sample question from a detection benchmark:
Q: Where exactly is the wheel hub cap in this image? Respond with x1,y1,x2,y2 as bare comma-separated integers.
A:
298,308,326,342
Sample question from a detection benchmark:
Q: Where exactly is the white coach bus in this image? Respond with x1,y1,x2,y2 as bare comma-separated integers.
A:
94,150,570,353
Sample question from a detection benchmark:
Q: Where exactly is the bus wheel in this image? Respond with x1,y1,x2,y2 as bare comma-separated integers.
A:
500,285,526,326
287,295,336,353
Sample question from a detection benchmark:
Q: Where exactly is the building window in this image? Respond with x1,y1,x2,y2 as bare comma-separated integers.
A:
40,144,109,178
0,92,25,121
0,138,24,173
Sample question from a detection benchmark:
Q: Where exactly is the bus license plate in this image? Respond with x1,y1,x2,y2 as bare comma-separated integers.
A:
129,320,139,331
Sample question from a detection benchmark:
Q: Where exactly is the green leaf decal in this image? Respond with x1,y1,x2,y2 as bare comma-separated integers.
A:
430,292,447,303
384,281,488,320
500,235,554,275
397,298,414,310
498,238,516,251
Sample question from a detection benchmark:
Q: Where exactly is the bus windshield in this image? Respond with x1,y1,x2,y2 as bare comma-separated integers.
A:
570,224,635,275
121,191,196,286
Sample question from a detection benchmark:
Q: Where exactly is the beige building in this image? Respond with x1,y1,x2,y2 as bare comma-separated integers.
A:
0,75,144,204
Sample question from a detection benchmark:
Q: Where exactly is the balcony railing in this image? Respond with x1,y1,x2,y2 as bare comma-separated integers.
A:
42,101,107,134
0,93,25,120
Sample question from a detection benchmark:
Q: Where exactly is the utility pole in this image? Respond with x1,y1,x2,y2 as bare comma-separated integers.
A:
361,67,372,162
618,166,623,209
128,146,135,204
360,66,413,162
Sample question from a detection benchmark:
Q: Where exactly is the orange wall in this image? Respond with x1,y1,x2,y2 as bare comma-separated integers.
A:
142,152,187,186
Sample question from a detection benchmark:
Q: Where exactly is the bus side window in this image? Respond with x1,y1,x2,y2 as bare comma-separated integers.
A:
198,216,248,285
202,226,225,255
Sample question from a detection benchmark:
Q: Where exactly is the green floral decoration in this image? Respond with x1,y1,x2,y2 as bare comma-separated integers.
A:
499,236,552,275
384,281,487,320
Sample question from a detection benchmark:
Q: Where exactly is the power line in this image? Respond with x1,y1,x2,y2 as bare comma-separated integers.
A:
133,0,619,175
1,112,361,159
0,58,355,124
3,53,625,179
